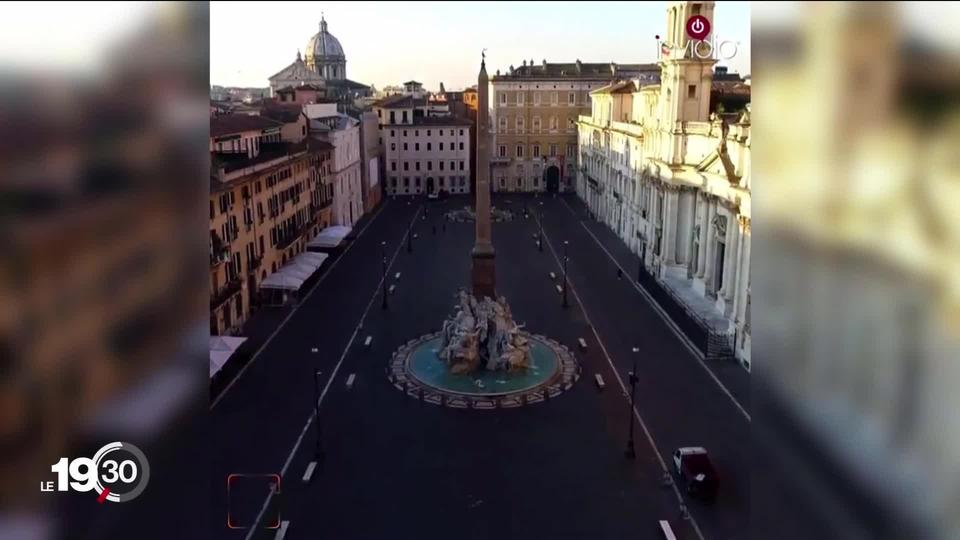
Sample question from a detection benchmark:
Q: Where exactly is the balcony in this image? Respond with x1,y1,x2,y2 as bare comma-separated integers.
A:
248,255,263,271
210,232,230,267
276,223,311,251
211,278,241,310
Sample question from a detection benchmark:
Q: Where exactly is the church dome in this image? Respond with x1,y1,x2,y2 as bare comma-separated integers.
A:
305,17,344,61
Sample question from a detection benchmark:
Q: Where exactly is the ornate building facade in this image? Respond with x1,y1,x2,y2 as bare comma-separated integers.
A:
268,16,371,111
576,1,751,368
491,60,659,193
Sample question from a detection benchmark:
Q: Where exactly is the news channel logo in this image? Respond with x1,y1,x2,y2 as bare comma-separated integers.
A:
41,442,150,504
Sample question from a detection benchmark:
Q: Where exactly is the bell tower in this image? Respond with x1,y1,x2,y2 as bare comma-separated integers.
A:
658,1,717,131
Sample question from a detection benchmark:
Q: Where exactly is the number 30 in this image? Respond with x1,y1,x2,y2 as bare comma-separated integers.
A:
101,460,138,483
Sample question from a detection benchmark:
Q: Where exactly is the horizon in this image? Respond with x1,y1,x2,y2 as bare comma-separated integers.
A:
210,1,752,91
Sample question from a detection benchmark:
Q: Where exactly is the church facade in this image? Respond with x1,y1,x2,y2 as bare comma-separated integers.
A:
268,16,371,111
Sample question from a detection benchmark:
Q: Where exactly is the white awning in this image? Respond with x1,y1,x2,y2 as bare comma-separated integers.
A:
259,251,329,291
307,225,352,249
210,335,247,378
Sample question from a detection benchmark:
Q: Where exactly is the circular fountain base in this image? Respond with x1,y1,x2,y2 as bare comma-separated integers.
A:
388,331,579,408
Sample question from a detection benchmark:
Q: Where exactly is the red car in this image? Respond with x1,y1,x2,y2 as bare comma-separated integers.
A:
672,447,719,501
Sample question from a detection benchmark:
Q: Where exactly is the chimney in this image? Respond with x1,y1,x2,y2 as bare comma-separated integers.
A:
522,59,527,67
542,59,547,67
575,59,582,73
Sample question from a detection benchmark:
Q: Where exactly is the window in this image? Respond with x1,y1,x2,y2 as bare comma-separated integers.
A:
440,161,444,170
517,92,524,105
459,142,464,150
534,177,539,187
552,92,558,105
568,92,575,105
402,111,408,122
459,161,464,170
440,142,444,151
533,117,540,132
403,177,410,187
516,117,524,132
567,144,576,156
450,161,455,170
403,143,408,151
688,84,696,98
533,145,540,158
550,116,558,130
415,162,421,171
499,116,507,132
415,130,419,137
568,118,576,130
460,129,464,136
427,161,433,171
404,161,409,171
391,177,397,187
427,130,431,136
439,130,444,136
439,176,445,187
516,145,524,158
415,177,421,188
498,145,507,157
550,144,557,156
390,130,395,136
403,130,408,136
427,142,432,151
391,162,397,171
500,177,506,188
517,178,522,188
500,92,506,105
391,143,396,151
459,177,465,187
390,111,396,123
415,143,420,151
209,200,214,219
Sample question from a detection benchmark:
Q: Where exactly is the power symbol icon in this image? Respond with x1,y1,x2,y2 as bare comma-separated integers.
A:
686,15,710,40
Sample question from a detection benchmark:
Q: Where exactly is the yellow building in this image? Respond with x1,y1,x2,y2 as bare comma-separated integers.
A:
490,60,659,193
576,1,752,367
210,113,334,336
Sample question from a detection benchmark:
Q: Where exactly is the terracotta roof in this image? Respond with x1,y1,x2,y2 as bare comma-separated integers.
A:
260,103,304,123
403,80,422,85
711,80,751,97
590,80,637,95
210,114,283,137
492,61,659,81
373,95,427,109
325,78,370,90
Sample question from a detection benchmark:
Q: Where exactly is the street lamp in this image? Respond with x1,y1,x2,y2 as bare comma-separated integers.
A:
313,364,324,462
381,241,388,309
538,202,544,252
625,346,638,459
562,240,569,308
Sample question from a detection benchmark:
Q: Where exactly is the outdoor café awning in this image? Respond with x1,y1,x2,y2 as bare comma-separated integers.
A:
307,225,352,250
259,251,329,291
210,335,247,378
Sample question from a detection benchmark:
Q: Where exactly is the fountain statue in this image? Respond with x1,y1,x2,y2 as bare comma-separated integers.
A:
438,289,531,375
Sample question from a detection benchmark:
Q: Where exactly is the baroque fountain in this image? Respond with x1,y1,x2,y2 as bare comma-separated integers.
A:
387,53,578,408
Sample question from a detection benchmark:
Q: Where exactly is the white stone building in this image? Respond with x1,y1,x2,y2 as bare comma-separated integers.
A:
306,103,364,226
576,0,751,368
373,95,472,196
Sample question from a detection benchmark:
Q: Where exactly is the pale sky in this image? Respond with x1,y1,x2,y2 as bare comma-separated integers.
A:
210,1,753,90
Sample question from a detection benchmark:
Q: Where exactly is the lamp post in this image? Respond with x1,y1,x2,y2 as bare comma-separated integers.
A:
381,241,388,309
312,364,324,462
562,240,569,308
538,202,544,252
625,346,638,459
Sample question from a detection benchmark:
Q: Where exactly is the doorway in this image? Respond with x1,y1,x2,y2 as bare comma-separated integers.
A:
545,166,560,193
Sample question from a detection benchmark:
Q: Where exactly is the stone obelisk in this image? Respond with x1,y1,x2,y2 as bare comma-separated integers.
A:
471,53,496,299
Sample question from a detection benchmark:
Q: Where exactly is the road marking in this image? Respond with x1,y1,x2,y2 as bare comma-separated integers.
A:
245,205,424,536
549,271,556,280
555,284,562,294
346,373,356,389
302,461,317,483
364,336,372,347
244,482,278,540
558,196,750,422
211,200,391,410
540,226,706,540
395,272,401,280
659,520,678,540
594,374,606,389
578,338,588,350
274,520,290,540
389,284,396,294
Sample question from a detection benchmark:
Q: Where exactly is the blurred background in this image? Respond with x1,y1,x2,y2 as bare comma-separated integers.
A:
0,2,209,539
752,1,960,539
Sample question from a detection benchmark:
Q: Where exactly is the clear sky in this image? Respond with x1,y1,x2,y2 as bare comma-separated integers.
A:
210,1,752,90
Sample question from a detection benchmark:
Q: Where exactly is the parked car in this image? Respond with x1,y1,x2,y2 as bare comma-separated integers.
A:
672,447,718,501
